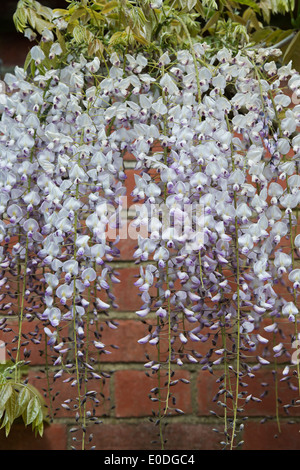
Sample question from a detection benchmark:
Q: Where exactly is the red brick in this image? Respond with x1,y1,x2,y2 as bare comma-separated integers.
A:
27,368,111,419
112,265,153,312
88,421,223,450
124,169,143,208
116,223,139,260
114,369,192,417
123,168,159,207
91,319,156,363
92,317,223,365
0,319,51,365
243,421,300,450
251,317,298,363
123,150,135,161
0,319,68,366
197,366,300,418
0,423,67,450
197,369,220,416
240,368,300,417
106,220,149,261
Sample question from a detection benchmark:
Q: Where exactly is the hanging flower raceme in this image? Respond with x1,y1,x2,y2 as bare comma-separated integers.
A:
1,38,300,450
0,50,128,449
104,45,300,449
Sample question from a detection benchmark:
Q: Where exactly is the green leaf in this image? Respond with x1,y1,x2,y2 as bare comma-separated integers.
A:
34,17,54,34
13,7,28,32
0,412,8,429
36,3,54,21
242,8,261,30
5,420,12,437
202,11,220,32
88,38,104,56
33,406,43,429
194,0,205,16
201,0,218,10
30,58,37,77
53,8,69,17
56,29,67,53
69,6,87,23
231,0,260,13
5,390,17,425
187,0,197,10
26,396,40,426
28,9,36,28
0,383,13,411
227,11,247,26
34,421,44,438
0,412,11,436
109,30,128,46
73,25,94,44
251,25,273,43
283,30,300,72
263,28,285,45
23,50,32,71
259,0,271,23
15,387,31,418
101,1,119,14
132,31,149,46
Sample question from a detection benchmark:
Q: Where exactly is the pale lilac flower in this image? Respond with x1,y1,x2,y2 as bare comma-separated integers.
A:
56,284,74,305
30,46,45,64
48,307,62,327
81,267,97,287
44,327,58,346
282,302,299,319
289,269,300,289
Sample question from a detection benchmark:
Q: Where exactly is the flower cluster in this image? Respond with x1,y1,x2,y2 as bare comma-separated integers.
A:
0,53,125,447
109,46,300,447
0,41,300,449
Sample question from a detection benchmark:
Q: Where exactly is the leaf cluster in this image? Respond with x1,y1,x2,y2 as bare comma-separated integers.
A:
13,0,300,70
0,363,48,437
13,1,205,61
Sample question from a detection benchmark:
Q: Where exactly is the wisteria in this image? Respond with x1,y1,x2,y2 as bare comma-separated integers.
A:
0,53,125,447
0,37,300,449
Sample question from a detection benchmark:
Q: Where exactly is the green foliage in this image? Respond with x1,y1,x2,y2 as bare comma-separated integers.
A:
13,1,202,57
0,362,48,437
13,0,300,70
13,0,53,34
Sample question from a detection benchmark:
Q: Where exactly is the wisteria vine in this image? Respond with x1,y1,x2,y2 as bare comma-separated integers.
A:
0,37,300,449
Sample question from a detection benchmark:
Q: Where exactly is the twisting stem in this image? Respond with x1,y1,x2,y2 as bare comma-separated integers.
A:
15,127,37,379
163,262,172,418
82,284,91,450
225,114,241,450
44,331,54,423
72,127,87,449
72,181,85,448
156,314,164,450
272,319,281,433
158,47,172,424
230,203,241,450
15,235,29,368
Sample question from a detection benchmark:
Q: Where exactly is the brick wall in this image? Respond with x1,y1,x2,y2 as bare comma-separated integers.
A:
0,155,299,451
0,6,300,451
